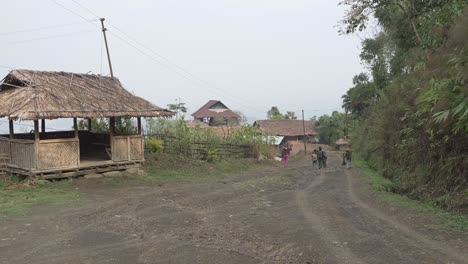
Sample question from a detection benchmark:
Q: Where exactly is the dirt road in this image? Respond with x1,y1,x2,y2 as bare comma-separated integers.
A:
1,153,467,263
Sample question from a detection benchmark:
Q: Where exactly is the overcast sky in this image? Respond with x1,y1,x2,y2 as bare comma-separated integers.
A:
0,0,362,131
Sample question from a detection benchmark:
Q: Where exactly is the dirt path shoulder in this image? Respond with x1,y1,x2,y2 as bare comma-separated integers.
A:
0,153,466,264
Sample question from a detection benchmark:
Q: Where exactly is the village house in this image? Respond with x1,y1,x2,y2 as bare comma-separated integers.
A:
191,100,240,126
0,70,174,179
254,119,319,144
335,137,350,150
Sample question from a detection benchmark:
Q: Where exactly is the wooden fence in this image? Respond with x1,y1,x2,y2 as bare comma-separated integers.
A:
0,154,7,175
147,134,255,159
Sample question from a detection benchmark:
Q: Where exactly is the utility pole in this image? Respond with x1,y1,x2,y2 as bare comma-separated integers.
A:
100,18,114,79
302,110,307,155
175,98,179,120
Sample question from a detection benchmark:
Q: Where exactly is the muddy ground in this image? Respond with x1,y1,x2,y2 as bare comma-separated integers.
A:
0,152,467,264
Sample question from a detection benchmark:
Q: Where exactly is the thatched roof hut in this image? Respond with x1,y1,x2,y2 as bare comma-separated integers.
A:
0,70,173,120
0,69,174,179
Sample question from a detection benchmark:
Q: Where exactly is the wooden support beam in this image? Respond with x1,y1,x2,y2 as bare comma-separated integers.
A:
9,119,14,139
88,118,92,131
41,119,45,133
34,120,39,141
109,117,115,136
109,117,115,161
34,120,39,169
73,118,78,139
137,117,142,135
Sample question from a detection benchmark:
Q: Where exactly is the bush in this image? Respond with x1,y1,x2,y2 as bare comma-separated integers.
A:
206,148,219,163
146,138,164,154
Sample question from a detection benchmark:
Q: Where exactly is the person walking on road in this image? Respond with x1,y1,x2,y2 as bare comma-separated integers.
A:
317,147,324,169
311,149,318,169
322,148,328,168
281,143,292,167
345,149,352,169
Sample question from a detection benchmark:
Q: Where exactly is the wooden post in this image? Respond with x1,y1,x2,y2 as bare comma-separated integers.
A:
73,118,78,139
41,119,45,133
137,117,142,135
109,117,115,136
34,120,39,169
88,119,92,131
100,18,114,79
302,110,307,155
73,118,80,167
109,117,115,161
34,120,39,140
127,137,131,161
8,119,14,139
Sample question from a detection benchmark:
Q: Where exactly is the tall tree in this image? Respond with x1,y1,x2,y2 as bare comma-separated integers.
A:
267,106,284,120
285,111,297,120
167,100,187,119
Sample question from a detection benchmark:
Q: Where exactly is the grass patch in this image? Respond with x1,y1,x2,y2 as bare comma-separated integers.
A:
138,153,263,182
354,159,468,233
0,176,79,219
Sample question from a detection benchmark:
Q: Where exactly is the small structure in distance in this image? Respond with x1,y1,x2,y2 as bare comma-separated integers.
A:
191,100,241,126
335,137,350,150
254,120,319,143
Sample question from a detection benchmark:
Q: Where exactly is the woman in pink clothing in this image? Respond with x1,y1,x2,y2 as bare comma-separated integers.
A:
281,143,292,167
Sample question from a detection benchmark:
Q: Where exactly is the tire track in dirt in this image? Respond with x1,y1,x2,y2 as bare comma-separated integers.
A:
344,169,468,264
295,169,363,264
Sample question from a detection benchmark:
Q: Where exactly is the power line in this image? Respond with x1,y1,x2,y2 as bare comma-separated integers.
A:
58,0,268,113
103,28,267,113
70,0,100,19
106,23,269,112
0,20,98,36
50,0,100,29
0,30,95,46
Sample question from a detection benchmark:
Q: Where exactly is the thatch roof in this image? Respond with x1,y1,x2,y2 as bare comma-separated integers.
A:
0,70,174,120
254,120,318,136
335,138,350,146
192,100,240,119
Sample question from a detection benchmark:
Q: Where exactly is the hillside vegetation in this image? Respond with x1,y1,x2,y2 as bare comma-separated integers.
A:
339,0,468,211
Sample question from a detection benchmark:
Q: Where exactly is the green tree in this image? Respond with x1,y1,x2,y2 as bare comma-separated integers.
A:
77,118,137,134
77,118,109,132
315,111,347,145
339,0,468,209
285,111,297,120
267,106,284,120
167,100,187,119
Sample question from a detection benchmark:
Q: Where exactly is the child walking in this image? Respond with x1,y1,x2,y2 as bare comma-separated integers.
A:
311,149,318,169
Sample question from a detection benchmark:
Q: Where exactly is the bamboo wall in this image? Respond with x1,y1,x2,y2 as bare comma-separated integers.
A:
38,139,79,169
10,139,36,169
0,132,143,173
0,137,10,159
112,135,143,162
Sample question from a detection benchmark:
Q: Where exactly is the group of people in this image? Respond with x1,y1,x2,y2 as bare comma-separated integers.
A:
280,142,352,169
310,147,327,169
310,147,352,169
